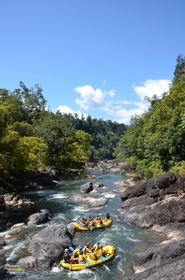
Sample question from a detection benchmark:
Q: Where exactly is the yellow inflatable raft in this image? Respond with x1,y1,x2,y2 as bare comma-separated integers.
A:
74,219,112,231
59,245,116,271
89,175,96,179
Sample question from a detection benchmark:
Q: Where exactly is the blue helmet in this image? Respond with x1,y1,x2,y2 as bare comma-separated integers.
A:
79,246,83,250
96,241,100,245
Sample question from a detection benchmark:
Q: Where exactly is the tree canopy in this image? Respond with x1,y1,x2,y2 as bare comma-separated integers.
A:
0,83,126,191
114,54,185,179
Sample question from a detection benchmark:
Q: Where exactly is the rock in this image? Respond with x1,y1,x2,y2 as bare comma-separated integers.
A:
120,182,146,201
80,182,93,193
120,164,133,175
124,257,185,280
118,171,185,279
69,194,108,208
4,234,13,240
17,224,73,271
0,236,6,247
25,210,52,225
11,222,25,229
96,182,104,187
3,193,34,206
67,222,77,236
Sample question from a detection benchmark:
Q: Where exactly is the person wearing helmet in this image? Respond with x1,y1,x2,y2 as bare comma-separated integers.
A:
80,217,88,227
79,246,83,254
89,247,98,260
78,251,85,263
63,249,70,263
93,241,100,252
97,244,105,257
70,255,78,264
94,215,101,226
87,215,93,227
73,247,80,258
83,242,91,254
105,212,110,220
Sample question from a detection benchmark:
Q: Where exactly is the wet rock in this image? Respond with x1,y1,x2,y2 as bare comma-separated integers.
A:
67,222,77,236
96,182,104,187
17,224,73,271
3,193,34,206
69,194,108,208
25,210,52,225
11,222,25,229
80,182,93,193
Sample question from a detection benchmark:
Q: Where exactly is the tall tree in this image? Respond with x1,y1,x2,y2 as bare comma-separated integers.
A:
173,54,185,85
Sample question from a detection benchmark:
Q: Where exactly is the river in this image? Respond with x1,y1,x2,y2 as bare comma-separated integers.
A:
0,168,163,279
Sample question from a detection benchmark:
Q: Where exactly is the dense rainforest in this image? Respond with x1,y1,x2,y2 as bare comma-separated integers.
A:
0,82,126,192
114,54,185,180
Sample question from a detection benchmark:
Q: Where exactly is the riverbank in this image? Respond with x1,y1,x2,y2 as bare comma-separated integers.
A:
116,171,185,280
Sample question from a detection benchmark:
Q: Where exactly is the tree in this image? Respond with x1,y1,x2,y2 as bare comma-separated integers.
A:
173,54,185,85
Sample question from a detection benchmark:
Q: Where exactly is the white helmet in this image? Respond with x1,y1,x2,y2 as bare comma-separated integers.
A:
64,249,68,252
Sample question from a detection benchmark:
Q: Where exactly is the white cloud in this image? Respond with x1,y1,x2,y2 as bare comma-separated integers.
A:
133,79,171,101
113,79,171,123
56,105,88,119
56,79,171,125
116,100,131,105
105,90,115,97
75,85,106,110
75,85,115,110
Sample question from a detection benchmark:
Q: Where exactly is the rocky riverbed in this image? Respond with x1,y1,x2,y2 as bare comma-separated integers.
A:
1,162,185,279
117,171,185,280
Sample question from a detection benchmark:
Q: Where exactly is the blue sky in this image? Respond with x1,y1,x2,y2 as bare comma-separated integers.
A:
1,0,185,124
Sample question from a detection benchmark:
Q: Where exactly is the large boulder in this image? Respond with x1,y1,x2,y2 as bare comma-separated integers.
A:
3,193,34,206
124,238,185,280
80,182,93,193
120,172,185,202
25,209,52,225
70,194,108,208
17,224,73,271
118,172,185,279
124,257,185,280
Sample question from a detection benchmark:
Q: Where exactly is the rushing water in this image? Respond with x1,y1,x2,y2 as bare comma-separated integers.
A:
0,168,163,279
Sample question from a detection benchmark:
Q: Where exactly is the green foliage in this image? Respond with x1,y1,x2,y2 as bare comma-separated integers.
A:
1,82,126,191
114,54,185,180
173,54,185,85
159,189,165,196
170,161,185,177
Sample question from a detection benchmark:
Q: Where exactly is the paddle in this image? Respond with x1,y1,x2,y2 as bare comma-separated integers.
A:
90,226,93,231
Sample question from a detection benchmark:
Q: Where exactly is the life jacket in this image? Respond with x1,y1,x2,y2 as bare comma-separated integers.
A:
89,252,98,260
93,243,99,252
83,246,91,254
78,254,84,263
97,248,104,257
73,248,80,258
